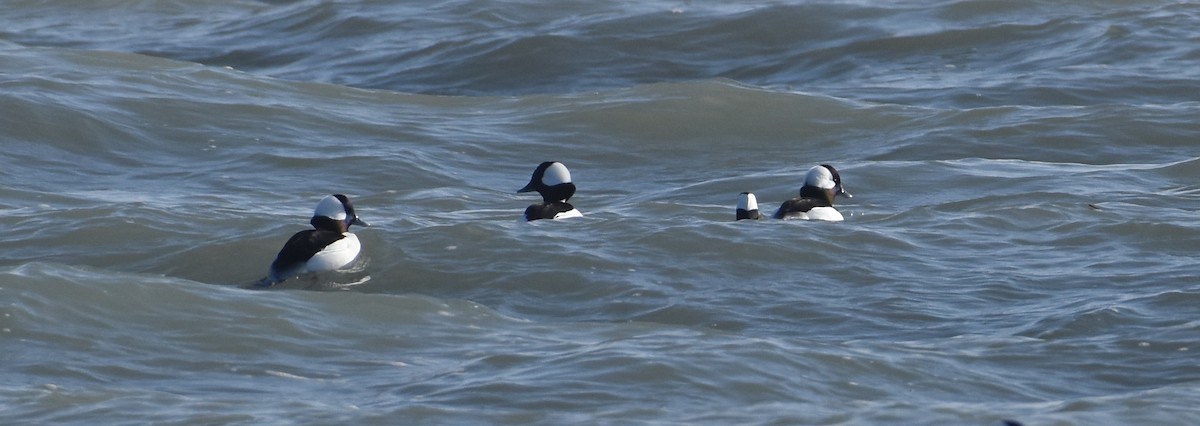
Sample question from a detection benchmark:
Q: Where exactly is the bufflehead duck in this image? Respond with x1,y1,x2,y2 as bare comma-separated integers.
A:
736,192,761,220
518,161,582,221
263,194,369,286
773,164,852,221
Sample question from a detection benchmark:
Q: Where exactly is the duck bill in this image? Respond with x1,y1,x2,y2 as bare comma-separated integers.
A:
517,182,535,193
838,186,852,198
351,217,370,227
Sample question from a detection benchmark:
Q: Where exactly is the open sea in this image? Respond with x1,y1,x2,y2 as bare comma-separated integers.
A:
3,0,1200,424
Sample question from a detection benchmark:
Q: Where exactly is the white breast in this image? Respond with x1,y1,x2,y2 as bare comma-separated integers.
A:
802,206,844,221
552,209,583,219
305,233,362,272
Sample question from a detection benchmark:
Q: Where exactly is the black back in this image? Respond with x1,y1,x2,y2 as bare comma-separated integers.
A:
269,229,347,276
524,201,576,221
772,197,830,219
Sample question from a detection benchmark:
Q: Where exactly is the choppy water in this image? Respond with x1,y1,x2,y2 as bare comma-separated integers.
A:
3,0,1200,424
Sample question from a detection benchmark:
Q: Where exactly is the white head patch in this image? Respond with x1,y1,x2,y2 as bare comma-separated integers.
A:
542,162,572,186
313,195,348,221
737,192,758,211
804,165,835,189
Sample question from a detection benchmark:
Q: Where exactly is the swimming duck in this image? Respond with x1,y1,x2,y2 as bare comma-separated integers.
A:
736,192,762,220
773,164,851,221
263,194,369,285
518,161,582,221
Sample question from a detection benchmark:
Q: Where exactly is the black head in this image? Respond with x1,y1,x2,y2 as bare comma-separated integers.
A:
311,194,369,232
821,164,850,198
518,161,576,203
799,164,851,205
736,192,761,220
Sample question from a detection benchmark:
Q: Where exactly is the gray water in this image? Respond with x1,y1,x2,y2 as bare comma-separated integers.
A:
2,0,1200,424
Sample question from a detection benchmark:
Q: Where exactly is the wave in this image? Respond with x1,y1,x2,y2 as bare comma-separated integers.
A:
3,0,1198,105
3,2,1200,422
